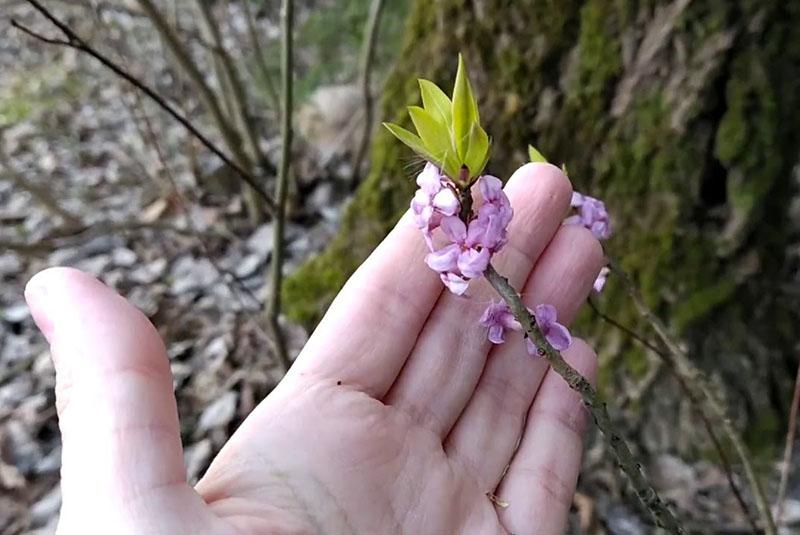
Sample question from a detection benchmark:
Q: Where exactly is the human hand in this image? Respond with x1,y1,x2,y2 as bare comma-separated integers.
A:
26,163,605,535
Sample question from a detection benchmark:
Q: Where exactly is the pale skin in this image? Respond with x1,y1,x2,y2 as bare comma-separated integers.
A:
25,163,605,535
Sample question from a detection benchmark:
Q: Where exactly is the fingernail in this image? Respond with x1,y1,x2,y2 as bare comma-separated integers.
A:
25,280,54,341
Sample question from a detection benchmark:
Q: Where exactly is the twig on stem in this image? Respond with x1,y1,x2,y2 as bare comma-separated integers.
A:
775,357,800,525
609,261,777,535
484,264,685,533
12,0,275,214
266,0,294,373
350,0,385,187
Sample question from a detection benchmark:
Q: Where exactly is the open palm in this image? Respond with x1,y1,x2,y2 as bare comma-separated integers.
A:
26,163,604,535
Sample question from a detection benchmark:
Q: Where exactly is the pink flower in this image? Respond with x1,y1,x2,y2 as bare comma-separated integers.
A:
417,170,513,295
565,192,611,240
410,163,460,249
466,176,513,253
425,216,491,294
525,304,572,355
593,266,610,293
480,301,521,344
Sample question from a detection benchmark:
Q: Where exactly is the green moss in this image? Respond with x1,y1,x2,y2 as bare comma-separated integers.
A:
0,63,83,127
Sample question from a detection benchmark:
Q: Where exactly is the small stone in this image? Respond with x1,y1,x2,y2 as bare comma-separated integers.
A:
197,392,237,433
235,254,262,279
170,256,218,294
184,439,212,483
111,247,137,267
246,224,274,261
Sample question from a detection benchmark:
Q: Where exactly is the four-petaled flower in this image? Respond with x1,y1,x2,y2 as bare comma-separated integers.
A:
525,304,572,355
565,192,611,240
425,216,491,294
410,163,460,250
479,301,521,344
423,174,513,295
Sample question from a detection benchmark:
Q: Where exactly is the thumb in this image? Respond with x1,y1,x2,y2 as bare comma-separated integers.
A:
25,268,191,527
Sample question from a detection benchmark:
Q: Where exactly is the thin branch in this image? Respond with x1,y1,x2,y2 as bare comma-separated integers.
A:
484,264,685,533
240,0,279,108
609,261,777,535
588,297,664,356
11,0,275,214
124,88,262,311
194,0,265,167
266,0,293,373
589,299,759,530
350,0,385,186
775,357,800,524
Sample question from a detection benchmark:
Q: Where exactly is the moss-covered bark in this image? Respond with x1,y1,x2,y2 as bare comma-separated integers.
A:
285,0,800,448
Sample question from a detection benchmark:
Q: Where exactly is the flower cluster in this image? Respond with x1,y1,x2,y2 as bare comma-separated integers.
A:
410,163,460,249
413,167,513,295
480,301,572,355
565,192,611,240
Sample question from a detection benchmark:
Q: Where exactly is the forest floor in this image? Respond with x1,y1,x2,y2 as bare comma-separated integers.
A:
0,2,797,534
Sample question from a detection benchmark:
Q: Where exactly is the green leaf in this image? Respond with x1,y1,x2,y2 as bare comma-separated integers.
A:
408,106,458,171
528,145,548,163
383,121,459,179
451,54,479,160
418,79,452,125
383,122,437,161
464,123,490,177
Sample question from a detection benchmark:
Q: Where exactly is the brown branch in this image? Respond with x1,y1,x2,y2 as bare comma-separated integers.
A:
350,0,386,186
11,0,275,214
194,0,265,167
240,0,279,109
484,264,685,533
266,0,294,373
775,357,800,524
609,261,776,535
124,88,262,311
589,299,759,531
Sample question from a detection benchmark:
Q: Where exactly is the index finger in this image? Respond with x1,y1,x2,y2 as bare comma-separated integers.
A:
287,209,444,396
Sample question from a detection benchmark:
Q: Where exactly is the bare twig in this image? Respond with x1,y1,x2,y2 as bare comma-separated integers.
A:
266,0,293,373
588,297,664,356
484,265,685,533
589,299,759,530
124,88,262,311
350,0,385,186
240,0,279,109
610,261,777,535
775,357,800,524
12,0,276,214
194,0,265,166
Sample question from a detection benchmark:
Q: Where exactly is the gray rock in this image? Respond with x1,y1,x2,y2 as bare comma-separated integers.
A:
170,256,218,294
197,392,237,433
111,247,137,267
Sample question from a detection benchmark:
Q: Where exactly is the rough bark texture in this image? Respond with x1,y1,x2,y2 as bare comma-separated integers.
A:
285,0,800,449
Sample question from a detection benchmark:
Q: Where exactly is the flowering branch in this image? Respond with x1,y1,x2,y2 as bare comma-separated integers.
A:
483,265,684,532
385,56,683,531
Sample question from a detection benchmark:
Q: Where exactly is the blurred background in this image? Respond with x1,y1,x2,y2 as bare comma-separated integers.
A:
0,0,798,533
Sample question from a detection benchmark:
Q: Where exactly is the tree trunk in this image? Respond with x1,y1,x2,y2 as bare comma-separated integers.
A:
285,0,800,449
